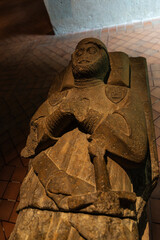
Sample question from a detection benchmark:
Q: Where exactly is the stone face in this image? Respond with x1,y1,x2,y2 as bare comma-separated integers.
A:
10,38,159,240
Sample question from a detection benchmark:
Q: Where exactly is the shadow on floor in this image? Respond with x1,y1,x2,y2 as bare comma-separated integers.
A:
0,0,54,40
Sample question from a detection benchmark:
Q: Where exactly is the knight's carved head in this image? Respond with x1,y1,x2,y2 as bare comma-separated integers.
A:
71,38,110,82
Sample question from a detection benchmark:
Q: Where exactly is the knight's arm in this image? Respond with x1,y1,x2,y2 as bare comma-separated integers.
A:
89,93,148,164
21,95,75,158
21,100,52,158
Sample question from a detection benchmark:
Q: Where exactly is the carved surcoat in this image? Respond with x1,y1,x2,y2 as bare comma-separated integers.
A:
17,80,147,215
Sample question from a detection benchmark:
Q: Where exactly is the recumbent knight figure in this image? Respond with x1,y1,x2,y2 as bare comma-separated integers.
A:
9,38,159,240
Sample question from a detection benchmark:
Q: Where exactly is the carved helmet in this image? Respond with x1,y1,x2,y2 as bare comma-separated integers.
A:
76,38,109,58
75,38,110,82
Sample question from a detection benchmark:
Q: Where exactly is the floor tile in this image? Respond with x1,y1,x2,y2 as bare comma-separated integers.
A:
0,166,15,181
151,223,160,240
153,101,160,115
150,198,160,222
151,87,160,99
11,167,27,182
8,157,23,168
17,194,20,202
108,27,117,34
144,49,158,56
154,126,160,139
157,145,160,162
153,110,160,121
154,79,160,87
153,71,160,79
151,178,160,199
151,64,160,71
156,137,160,146
0,222,5,240
155,117,160,128
151,96,159,105
9,202,19,223
3,182,20,201
2,221,15,239
151,44,160,51
0,139,18,164
0,181,8,198
21,154,30,166
0,200,14,221
153,52,160,59
150,86,156,92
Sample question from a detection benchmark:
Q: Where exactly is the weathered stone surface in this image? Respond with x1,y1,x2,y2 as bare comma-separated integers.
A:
10,38,159,240
10,208,139,240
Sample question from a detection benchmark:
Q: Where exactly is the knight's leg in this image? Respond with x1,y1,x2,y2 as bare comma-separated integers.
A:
9,209,84,240
9,208,53,240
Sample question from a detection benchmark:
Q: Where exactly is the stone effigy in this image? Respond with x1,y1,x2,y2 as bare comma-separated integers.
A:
9,38,159,240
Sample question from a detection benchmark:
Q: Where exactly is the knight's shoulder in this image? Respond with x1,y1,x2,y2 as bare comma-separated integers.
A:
48,89,69,106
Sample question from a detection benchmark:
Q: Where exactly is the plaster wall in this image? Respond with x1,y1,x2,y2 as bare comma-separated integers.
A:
44,0,160,35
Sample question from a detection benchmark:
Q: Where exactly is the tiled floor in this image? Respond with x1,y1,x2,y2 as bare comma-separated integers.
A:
0,19,160,239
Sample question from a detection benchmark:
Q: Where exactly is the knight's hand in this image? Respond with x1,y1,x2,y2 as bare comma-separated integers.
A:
88,138,106,158
46,171,73,196
21,146,35,158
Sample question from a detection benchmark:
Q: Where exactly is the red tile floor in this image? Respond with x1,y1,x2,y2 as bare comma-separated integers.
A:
0,19,160,239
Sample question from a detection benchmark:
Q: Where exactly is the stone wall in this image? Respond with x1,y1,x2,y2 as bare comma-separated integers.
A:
44,0,160,35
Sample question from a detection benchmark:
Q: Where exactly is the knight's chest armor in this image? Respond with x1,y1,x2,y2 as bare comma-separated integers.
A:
65,84,128,120
48,84,129,132
66,85,109,120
